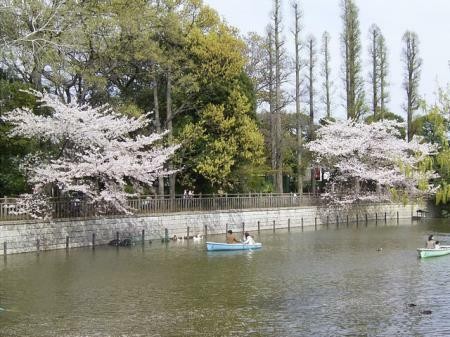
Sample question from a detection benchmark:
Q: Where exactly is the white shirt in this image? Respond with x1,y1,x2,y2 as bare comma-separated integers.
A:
243,236,256,245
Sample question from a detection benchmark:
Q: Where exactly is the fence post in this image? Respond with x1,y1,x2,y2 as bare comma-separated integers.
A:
164,228,169,242
301,217,304,231
397,211,399,224
257,221,260,233
226,223,229,238
384,212,387,224
375,213,378,225
186,227,189,240
273,220,275,232
36,238,40,254
336,215,339,228
92,233,96,249
3,242,6,256
315,217,317,230
346,215,349,227
288,218,291,232
242,222,245,235
365,213,368,224
66,236,69,250
204,224,208,238
142,229,145,244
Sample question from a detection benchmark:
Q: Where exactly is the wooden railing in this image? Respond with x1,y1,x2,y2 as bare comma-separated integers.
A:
0,193,320,222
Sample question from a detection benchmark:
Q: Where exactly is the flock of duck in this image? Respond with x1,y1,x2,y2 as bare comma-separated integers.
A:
170,234,204,242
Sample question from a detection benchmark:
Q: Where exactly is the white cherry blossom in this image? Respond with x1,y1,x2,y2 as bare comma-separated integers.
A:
306,120,438,205
2,91,178,216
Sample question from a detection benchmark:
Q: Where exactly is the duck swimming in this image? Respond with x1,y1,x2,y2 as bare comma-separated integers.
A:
193,234,203,242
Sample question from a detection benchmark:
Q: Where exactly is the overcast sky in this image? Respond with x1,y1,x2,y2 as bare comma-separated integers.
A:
203,0,449,120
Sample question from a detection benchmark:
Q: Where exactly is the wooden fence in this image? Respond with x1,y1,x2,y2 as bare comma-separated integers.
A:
0,193,320,222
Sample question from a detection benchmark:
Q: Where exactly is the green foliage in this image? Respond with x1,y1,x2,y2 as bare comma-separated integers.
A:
414,90,450,206
365,110,406,138
0,0,262,196
0,77,37,196
177,88,265,192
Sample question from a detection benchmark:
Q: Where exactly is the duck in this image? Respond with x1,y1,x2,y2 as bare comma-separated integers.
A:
193,234,203,242
421,310,432,315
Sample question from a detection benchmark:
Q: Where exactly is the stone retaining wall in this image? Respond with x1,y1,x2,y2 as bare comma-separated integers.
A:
0,203,420,255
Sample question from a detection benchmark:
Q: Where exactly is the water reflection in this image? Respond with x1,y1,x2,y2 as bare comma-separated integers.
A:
0,219,450,336
206,250,258,259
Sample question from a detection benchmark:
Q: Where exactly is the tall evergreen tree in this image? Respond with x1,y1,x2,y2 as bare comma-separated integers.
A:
320,31,333,120
368,24,389,118
341,0,365,121
378,32,389,117
402,31,422,142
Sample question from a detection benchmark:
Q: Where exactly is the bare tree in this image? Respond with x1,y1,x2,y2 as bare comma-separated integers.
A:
320,31,333,120
292,1,303,196
292,0,303,195
273,0,283,193
341,0,365,121
306,34,317,194
267,27,277,187
244,32,271,108
402,30,422,142
306,35,317,140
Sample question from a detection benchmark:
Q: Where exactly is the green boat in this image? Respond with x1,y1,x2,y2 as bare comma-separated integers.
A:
417,246,450,258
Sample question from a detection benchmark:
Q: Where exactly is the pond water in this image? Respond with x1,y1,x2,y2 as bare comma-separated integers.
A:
1,219,450,337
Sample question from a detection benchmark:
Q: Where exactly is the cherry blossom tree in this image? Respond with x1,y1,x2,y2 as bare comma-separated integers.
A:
2,91,179,217
306,120,438,205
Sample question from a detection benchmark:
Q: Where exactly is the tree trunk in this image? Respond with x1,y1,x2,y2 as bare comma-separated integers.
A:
294,2,303,196
371,28,378,116
274,0,283,193
153,69,165,197
166,68,176,199
322,32,331,119
307,37,317,196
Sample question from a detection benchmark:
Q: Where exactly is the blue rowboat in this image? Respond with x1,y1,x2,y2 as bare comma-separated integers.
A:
206,241,262,251
417,246,450,258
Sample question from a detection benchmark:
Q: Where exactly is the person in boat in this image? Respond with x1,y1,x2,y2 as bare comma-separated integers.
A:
435,241,440,249
426,235,436,249
226,230,240,244
243,232,256,245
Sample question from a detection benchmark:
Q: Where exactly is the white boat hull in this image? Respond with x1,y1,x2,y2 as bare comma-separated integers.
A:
206,242,262,251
